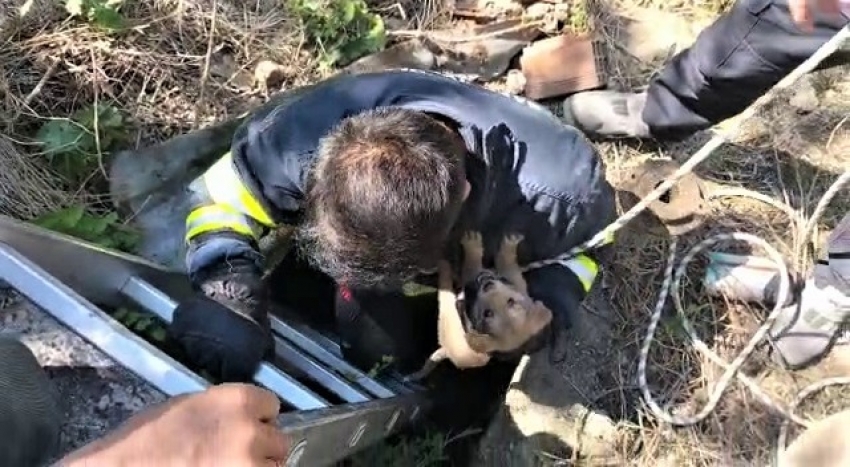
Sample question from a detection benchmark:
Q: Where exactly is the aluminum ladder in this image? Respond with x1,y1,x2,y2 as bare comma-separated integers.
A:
0,215,430,466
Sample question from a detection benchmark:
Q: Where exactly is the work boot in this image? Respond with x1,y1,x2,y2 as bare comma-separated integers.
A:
561,90,651,139
769,213,850,370
0,336,62,466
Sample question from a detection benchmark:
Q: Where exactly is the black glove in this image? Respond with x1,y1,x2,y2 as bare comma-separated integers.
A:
169,258,273,383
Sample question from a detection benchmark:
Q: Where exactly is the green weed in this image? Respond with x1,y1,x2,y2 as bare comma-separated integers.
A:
65,0,126,31
35,103,127,185
287,0,387,68
32,205,140,253
112,306,168,343
348,431,449,467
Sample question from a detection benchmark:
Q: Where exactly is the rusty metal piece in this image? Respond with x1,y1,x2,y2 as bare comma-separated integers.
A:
519,33,604,100
427,19,543,82
620,159,708,236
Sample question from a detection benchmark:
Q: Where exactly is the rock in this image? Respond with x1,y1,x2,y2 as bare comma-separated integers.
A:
504,69,526,95
0,297,165,461
622,7,712,64
473,286,622,466
253,60,289,93
788,75,820,113
524,2,554,20
342,40,438,75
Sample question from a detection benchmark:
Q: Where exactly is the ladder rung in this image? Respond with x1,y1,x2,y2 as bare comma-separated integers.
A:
273,336,370,403
124,276,399,400
120,276,330,410
269,316,396,399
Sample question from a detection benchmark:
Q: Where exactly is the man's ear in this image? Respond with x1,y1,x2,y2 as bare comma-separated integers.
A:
461,179,471,201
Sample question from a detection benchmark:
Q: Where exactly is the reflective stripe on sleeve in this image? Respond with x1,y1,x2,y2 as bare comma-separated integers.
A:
562,253,600,293
202,152,275,227
185,204,259,242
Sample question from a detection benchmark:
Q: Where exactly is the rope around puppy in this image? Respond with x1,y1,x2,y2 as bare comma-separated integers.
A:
520,24,850,455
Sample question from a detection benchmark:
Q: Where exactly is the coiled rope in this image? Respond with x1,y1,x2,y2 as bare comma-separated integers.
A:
520,24,850,456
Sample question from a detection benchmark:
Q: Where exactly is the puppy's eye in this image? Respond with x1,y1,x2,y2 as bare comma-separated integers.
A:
482,281,495,292
483,309,494,319
507,298,516,308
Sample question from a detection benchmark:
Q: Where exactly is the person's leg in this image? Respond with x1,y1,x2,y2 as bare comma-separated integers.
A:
0,336,62,467
334,283,438,374
266,250,437,372
562,0,848,141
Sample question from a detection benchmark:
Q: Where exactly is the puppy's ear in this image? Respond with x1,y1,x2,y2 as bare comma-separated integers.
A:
466,332,494,354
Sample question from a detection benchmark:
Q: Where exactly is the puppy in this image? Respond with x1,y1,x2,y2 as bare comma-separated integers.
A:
406,231,553,382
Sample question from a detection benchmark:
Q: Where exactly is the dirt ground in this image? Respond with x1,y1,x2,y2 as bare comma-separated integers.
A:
1,0,849,465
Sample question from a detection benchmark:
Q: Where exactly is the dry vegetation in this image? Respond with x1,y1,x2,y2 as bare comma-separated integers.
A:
593,5,850,465
1,0,848,465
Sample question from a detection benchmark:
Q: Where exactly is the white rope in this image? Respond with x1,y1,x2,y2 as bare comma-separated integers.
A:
518,24,850,456
636,178,848,429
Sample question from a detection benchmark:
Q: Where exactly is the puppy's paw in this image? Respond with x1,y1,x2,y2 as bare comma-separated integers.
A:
502,233,524,250
461,231,484,256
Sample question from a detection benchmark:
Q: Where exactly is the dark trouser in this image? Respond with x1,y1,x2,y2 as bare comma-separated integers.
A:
267,251,437,373
643,0,849,141
0,337,62,467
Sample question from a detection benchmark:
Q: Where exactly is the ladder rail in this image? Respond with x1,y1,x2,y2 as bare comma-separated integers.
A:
268,316,397,399
0,215,433,466
121,277,371,405
278,393,430,467
0,243,210,396
118,276,330,410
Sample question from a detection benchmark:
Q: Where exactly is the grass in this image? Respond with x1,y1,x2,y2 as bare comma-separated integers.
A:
1,0,849,465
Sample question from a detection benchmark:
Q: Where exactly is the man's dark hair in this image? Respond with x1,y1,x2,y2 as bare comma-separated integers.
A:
298,107,468,289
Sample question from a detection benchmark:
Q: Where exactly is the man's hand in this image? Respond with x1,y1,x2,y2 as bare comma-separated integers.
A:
60,384,290,467
170,258,274,382
789,0,843,31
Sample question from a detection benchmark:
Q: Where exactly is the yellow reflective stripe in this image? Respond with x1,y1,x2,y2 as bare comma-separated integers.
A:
601,230,615,246
185,205,256,242
563,253,599,292
202,152,275,227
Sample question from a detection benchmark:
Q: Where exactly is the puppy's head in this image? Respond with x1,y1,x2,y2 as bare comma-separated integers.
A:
457,270,553,354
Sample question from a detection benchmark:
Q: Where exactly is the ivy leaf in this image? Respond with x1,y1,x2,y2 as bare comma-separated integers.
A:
149,327,167,343
33,205,85,231
341,0,356,23
123,310,141,327
135,316,153,333
90,7,125,32
36,120,90,156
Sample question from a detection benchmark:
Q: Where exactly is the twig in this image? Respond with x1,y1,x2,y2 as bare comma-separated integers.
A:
194,0,218,129
388,19,545,43
22,59,58,106
89,48,109,181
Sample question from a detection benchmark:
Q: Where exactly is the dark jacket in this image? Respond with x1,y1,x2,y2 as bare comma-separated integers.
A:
185,70,616,324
